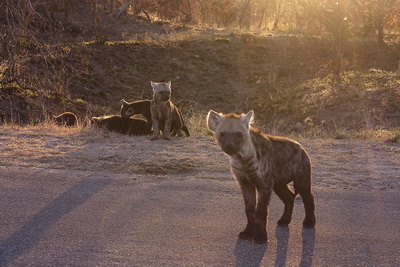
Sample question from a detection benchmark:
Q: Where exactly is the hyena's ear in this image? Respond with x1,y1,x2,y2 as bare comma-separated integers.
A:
207,110,222,132
240,110,254,130
120,99,129,106
167,81,171,87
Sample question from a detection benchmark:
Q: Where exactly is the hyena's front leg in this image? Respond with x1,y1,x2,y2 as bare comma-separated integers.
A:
162,111,172,140
150,119,160,140
238,182,256,241
253,188,272,243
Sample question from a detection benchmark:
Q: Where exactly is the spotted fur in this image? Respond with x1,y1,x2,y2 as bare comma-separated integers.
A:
120,99,190,137
150,81,185,140
207,110,316,243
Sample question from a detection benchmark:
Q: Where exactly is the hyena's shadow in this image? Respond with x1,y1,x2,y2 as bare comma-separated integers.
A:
234,227,316,267
233,227,288,267
299,228,316,266
274,226,290,266
274,226,316,267
234,239,267,267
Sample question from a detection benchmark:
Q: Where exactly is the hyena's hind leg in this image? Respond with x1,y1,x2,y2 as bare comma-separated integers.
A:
274,184,296,227
293,177,316,228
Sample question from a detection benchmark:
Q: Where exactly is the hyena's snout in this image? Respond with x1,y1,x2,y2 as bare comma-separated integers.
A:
159,91,170,101
219,132,243,155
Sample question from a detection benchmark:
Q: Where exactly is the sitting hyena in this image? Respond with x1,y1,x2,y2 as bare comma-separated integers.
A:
207,110,316,243
120,99,190,137
150,81,184,140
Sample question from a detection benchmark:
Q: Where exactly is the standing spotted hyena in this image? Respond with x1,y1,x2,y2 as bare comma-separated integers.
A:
150,81,183,140
207,110,316,243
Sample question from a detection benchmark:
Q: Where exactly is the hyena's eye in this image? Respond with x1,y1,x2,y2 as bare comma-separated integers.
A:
219,132,226,137
236,132,243,138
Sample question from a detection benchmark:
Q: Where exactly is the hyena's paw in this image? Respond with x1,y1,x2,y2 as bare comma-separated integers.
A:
150,136,159,141
162,131,171,140
253,231,268,244
303,218,316,228
238,229,253,241
177,130,183,137
277,218,291,227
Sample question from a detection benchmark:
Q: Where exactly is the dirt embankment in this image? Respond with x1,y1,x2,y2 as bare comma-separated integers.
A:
1,21,399,137
0,125,398,192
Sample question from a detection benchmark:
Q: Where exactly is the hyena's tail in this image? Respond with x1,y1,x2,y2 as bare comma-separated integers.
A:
182,125,190,137
176,107,190,137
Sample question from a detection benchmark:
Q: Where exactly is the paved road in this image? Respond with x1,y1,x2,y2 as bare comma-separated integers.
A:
0,166,399,266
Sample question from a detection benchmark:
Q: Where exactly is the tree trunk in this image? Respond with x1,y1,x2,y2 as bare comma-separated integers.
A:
238,0,251,29
116,2,130,18
376,1,385,43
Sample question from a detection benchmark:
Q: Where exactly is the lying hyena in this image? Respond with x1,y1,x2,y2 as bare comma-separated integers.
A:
207,110,316,243
120,99,190,137
120,99,153,133
150,81,183,140
91,115,149,135
53,112,78,127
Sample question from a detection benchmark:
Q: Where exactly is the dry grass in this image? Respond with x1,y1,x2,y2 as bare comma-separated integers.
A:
0,121,228,177
1,121,399,191
184,109,211,137
244,70,400,142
